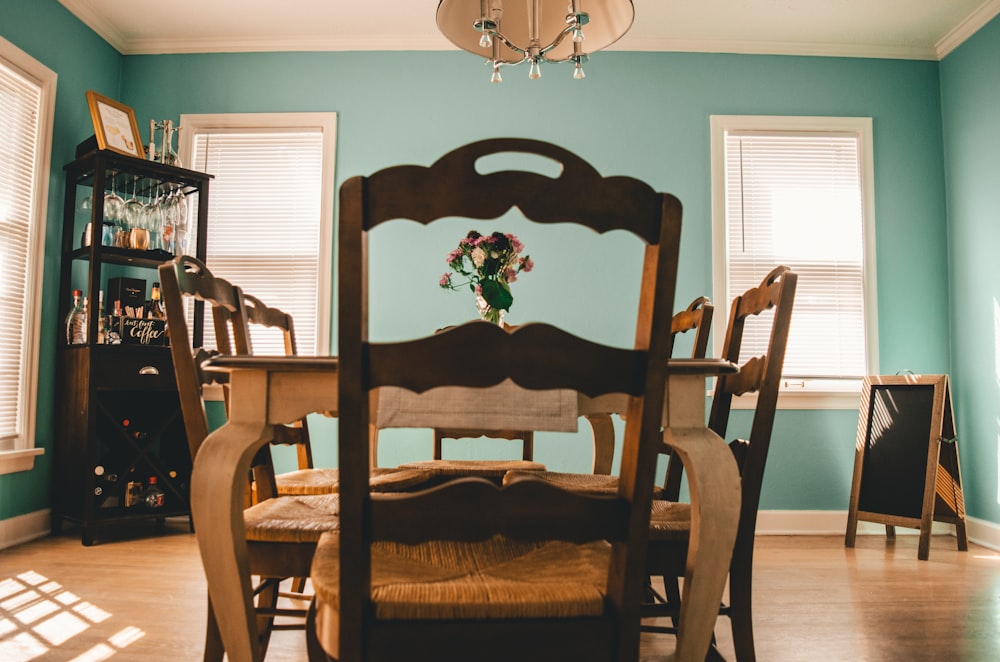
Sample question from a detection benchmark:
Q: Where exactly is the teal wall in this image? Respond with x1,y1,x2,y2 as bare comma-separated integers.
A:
119,50,951,512
5,0,988,524
941,15,1000,525
0,0,123,520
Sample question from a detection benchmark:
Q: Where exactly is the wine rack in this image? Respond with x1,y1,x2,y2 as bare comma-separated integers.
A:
53,147,211,545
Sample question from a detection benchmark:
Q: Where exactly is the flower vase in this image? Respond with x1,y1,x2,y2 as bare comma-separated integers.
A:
475,295,505,326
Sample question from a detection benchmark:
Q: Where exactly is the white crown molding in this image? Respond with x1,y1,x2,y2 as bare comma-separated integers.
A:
119,34,455,56
936,0,1000,58
609,36,938,61
58,0,128,54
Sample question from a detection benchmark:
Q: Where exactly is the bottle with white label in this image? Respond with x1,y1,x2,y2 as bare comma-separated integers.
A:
66,289,88,345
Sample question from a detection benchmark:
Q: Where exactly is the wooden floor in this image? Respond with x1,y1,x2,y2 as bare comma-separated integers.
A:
1,521,999,661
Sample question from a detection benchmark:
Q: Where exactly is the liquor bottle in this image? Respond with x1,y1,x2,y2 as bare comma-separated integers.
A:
148,282,166,320
143,476,165,509
65,289,88,345
96,290,107,344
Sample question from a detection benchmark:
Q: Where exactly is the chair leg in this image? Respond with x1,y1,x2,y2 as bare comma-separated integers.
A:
255,577,280,654
203,595,225,662
663,574,682,629
728,556,756,662
305,599,331,661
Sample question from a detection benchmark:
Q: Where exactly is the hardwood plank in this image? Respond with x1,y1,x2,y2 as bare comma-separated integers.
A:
1,527,998,660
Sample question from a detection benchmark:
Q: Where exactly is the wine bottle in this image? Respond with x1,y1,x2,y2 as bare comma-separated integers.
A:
148,282,166,320
65,289,87,345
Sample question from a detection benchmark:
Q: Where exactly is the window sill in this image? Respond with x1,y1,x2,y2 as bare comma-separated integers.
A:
721,388,861,410
0,448,45,475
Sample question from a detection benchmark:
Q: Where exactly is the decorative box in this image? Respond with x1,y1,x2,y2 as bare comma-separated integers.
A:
113,316,168,346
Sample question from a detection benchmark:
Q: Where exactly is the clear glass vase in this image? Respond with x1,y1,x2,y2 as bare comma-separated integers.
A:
475,294,505,326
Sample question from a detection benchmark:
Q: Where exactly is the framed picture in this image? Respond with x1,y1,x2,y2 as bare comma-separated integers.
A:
86,90,144,158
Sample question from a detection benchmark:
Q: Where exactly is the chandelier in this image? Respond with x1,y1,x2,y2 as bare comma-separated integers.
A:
437,0,635,83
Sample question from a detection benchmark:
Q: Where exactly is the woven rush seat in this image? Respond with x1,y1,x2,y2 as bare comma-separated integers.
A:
273,466,434,496
243,493,341,544
398,459,546,479
647,500,692,542
311,532,611,621
502,470,664,499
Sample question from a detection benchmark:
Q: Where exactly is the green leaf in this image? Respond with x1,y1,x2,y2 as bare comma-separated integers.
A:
480,279,513,311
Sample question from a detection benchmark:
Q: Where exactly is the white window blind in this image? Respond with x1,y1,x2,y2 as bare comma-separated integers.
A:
0,37,54,469
183,115,336,356
712,116,877,404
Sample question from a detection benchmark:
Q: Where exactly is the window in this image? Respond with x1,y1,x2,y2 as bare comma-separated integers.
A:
179,113,336,357
0,37,55,474
711,116,878,409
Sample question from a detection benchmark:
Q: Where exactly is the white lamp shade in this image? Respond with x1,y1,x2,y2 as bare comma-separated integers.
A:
437,0,635,63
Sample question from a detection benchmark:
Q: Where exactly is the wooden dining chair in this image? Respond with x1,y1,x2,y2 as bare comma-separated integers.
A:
501,294,715,494
159,255,340,661
307,137,683,661
237,293,432,500
642,266,797,662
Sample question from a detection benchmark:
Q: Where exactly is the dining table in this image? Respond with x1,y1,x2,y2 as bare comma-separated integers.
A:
191,355,740,662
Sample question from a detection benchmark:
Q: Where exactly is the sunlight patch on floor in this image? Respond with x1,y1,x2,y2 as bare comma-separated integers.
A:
0,570,144,661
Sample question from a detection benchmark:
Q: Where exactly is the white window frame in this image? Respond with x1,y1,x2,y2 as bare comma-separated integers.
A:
0,37,55,474
178,113,335,399
710,115,879,410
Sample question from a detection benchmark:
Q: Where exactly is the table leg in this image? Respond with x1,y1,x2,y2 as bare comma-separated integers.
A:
664,426,740,660
663,374,741,661
191,372,273,662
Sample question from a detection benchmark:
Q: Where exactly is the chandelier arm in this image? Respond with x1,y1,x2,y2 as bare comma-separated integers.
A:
537,24,581,60
488,30,528,58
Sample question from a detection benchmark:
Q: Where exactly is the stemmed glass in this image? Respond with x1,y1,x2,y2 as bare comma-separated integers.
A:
169,189,190,255
123,177,148,250
144,189,165,252
103,171,125,225
160,187,184,254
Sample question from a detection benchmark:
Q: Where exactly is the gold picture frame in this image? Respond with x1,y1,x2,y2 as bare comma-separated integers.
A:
86,90,144,158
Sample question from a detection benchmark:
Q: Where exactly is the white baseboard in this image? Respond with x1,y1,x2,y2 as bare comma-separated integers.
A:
3,508,999,553
0,509,50,551
757,510,1000,552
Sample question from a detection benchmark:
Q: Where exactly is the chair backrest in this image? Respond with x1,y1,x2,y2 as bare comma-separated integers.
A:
159,255,250,461
241,292,316,484
671,295,714,359
658,295,716,496
336,138,682,660
708,265,797,547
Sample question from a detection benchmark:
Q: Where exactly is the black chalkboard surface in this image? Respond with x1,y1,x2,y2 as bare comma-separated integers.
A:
845,375,968,560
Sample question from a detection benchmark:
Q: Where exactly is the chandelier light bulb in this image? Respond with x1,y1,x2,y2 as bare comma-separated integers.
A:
437,0,635,83
491,65,503,83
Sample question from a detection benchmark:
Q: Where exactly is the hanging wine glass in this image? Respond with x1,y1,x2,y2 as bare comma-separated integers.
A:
144,188,165,252
103,170,125,224
124,177,147,250
172,189,190,255
160,187,183,254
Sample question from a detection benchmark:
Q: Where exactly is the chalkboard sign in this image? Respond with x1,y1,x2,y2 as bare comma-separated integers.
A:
845,374,968,560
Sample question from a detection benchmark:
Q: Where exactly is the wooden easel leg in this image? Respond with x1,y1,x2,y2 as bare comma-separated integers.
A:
956,519,969,551
918,528,931,561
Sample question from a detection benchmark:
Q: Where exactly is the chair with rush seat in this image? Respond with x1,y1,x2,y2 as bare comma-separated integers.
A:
642,265,797,662
501,294,715,495
306,137,683,661
237,293,432,502
159,255,339,661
